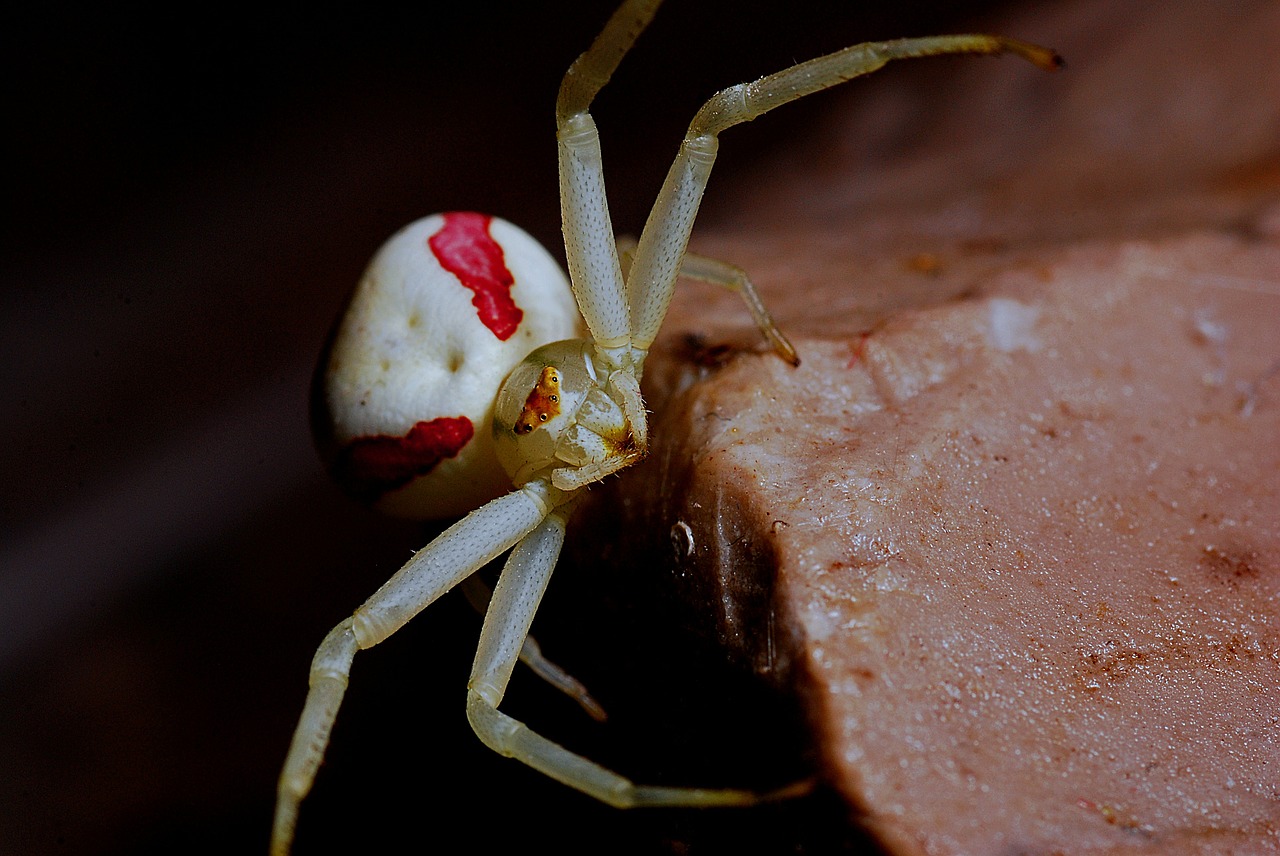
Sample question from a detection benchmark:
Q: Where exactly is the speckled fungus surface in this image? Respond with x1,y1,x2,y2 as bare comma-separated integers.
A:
606,0,1280,852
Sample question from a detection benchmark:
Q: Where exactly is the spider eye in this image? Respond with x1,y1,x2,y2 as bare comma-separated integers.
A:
493,339,595,486
513,366,563,435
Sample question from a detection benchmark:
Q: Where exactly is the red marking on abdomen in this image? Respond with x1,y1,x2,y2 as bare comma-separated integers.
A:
429,212,523,341
334,416,474,503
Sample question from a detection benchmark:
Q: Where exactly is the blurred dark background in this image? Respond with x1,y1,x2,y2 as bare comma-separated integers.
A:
2,2,1016,853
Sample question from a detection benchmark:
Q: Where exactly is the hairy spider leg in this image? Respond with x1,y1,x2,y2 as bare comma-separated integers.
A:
625,33,1060,365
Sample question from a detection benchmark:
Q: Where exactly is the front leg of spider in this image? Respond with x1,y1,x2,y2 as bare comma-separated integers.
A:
272,482,569,854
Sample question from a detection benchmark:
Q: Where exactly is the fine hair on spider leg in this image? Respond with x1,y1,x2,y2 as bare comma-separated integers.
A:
270,1,1060,852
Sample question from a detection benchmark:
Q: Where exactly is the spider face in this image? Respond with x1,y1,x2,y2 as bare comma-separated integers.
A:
493,339,634,487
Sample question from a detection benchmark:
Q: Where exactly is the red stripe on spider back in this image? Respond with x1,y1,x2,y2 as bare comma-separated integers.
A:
333,416,474,503
429,212,524,341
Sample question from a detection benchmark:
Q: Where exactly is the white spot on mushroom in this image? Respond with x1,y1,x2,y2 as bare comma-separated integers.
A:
986,298,1042,354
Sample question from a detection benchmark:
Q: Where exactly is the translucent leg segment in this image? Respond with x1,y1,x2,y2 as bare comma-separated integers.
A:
626,34,1062,353
460,574,607,721
555,0,663,355
270,483,563,856
619,237,800,366
467,508,775,808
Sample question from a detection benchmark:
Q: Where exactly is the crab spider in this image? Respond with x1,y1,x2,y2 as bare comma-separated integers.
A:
271,1,1061,851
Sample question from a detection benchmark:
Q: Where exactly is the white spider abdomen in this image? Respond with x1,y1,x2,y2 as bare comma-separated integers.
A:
316,212,582,518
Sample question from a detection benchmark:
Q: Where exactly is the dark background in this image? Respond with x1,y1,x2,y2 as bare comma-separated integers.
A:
2,2,1014,853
